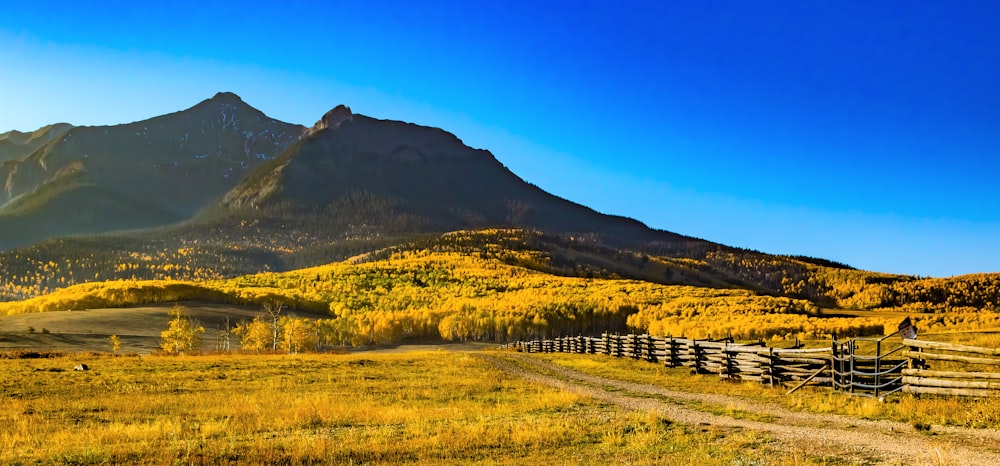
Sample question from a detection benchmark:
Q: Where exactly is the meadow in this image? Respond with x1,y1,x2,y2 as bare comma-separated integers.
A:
1,351,804,465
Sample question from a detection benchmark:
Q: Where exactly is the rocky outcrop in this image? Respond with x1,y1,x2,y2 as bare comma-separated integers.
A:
308,105,353,135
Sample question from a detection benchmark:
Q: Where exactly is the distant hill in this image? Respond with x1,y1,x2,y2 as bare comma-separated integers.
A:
0,123,73,163
0,93,304,249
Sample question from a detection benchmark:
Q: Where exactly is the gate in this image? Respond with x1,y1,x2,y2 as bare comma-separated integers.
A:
832,329,908,398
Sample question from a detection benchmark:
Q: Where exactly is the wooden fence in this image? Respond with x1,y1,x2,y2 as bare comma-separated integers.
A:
901,339,1000,397
504,333,1000,398
505,333,832,389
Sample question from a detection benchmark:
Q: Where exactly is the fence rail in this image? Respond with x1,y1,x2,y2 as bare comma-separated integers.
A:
503,332,1000,398
900,338,1000,397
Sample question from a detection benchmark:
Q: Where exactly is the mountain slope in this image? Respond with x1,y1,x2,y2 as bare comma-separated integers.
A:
211,105,708,254
0,123,73,163
0,166,184,248
0,93,304,249
2,224,999,317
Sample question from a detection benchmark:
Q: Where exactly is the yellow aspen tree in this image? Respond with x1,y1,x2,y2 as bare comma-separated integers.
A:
280,317,318,354
234,318,272,353
159,305,205,355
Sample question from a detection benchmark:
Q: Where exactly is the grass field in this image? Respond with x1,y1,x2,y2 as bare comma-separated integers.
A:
0,351,806,465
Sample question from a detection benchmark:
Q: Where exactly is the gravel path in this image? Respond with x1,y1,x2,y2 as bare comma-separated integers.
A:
481,353,1000,466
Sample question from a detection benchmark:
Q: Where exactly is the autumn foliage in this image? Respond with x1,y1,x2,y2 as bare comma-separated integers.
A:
2,230,998,348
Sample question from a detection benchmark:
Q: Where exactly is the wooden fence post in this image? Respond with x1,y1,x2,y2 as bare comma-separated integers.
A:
768,347,775,388
649,335,658,363
692,339,701,374
666,337,675,368
849,340,855,394
831,337,838,392
723,342,733,379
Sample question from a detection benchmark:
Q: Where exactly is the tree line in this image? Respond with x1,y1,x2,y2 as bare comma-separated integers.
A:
7,249,934,347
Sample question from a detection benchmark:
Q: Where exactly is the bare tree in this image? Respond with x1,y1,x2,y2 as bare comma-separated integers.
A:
216,316,233,352
263,300,286,351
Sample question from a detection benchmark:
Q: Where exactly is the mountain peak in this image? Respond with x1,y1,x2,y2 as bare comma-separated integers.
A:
309,105,353,134
189,91,254,115
211,91,244,103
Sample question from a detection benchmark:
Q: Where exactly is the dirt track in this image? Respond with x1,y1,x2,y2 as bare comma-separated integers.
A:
482,353,1000,466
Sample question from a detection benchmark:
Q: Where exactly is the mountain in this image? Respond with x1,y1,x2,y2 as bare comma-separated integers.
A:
210,105,708,254
0,93,304,250
3,94,996,315
0,123,74,163
0,124,74,199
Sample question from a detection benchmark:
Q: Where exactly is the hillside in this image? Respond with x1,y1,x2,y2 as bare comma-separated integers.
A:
0,168,185,248
0,123,73,163
0,93,304,249
0,248,848,343
4,232,1000,345
2,226,999,316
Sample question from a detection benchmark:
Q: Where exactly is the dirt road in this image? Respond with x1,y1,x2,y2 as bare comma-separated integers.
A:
482,353,1000,466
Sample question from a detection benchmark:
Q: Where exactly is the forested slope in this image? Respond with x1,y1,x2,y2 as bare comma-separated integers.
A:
3,228,998,317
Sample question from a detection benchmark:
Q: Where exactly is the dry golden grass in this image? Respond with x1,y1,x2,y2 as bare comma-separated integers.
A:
0,351,806,465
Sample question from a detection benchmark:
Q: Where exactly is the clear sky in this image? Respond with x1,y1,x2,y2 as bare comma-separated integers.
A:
1,1,998,277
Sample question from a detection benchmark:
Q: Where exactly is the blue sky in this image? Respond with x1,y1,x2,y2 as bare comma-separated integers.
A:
1,1,998,276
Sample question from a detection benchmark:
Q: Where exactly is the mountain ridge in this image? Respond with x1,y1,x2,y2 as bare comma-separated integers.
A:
0,123,74,163
0,92,305,249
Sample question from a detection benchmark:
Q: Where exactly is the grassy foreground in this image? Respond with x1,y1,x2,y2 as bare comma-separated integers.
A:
1,351,805,465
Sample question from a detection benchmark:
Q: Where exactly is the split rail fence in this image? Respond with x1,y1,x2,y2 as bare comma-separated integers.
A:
503,332,1000,398
902,339,1000,397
